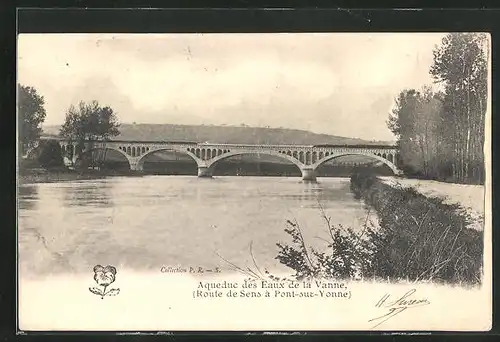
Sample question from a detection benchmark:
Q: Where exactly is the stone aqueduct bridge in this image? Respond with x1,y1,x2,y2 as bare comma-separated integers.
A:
58,139,401,181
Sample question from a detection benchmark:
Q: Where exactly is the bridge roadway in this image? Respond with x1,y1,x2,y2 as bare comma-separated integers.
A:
57,139,401,181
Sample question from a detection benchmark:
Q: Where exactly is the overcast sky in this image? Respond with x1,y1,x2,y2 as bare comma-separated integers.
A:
17,33,446,141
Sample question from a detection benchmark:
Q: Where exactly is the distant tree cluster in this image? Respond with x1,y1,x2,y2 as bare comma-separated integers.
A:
387,33,488,184
60,101,120,168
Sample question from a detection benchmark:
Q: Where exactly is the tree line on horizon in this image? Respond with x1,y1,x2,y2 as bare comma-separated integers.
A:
387,32,488,184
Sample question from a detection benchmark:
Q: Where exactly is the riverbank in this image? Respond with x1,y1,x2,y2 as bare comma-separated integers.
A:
350,173,483,285
380,176,484,231
17,168,143,185
274,172,484,285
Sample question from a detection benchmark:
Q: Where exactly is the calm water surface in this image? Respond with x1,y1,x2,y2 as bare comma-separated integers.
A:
18,176,371,278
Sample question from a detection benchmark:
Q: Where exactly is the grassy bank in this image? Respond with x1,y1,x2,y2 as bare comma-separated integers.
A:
351,172,482,284
275,171,483,285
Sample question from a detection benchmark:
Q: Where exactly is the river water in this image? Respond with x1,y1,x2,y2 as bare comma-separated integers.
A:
18,176,371,279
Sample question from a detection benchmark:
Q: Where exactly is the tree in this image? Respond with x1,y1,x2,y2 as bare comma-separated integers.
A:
430,33,488,184
60,101,120,169
388,33,488,184
18,84,47,155
387,87,447,179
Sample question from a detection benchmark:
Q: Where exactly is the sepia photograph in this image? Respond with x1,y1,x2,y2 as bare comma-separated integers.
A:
17,31,491,331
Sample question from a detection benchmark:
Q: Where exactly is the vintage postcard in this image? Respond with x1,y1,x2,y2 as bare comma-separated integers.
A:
17,32,491,331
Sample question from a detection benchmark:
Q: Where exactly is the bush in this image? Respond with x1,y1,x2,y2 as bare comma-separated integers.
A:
276,209,374,281
359,180,482,284
276,174,483,285
37,139,65,169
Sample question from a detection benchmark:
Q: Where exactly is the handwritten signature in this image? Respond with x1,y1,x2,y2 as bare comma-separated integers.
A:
368,289,430,328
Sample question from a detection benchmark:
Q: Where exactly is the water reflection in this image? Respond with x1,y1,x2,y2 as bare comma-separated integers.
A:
18,176,369,278
18,185,38,210
278,179,360,209
61,181,114,208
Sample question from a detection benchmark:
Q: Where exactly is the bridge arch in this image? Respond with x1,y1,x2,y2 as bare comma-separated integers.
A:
206,150,305,172
135,147,202,170
76,146,133,169
312,152,401,175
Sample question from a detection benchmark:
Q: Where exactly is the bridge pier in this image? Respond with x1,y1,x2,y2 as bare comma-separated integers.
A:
301,168,317,182
129,161,143,171
197,166,213,178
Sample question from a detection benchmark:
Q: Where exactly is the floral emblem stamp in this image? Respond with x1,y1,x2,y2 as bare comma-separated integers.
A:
89,265,120,299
